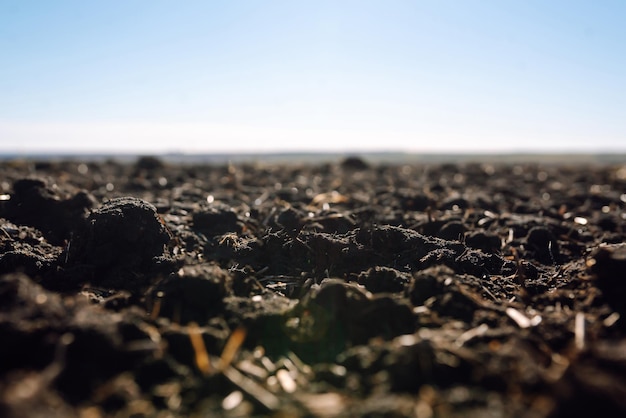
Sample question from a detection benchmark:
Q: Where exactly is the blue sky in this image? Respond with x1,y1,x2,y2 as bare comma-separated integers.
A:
1,0,625,154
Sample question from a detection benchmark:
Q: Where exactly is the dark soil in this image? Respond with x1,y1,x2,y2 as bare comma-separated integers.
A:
0,156,625,417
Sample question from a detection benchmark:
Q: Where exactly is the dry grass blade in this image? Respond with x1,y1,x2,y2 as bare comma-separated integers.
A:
276,369,297,393
575,312,585,351
603,312,620,327
286,351,312,377
223,367,280,411
221,390,244,411
0,226,13,240
218,326,247,371
297,392,346,417
544,353,570,382
260,356,277,373
510,247,527,287
506,307,532,329
308,191,349,208
236,359,269,380
188,322,212,376
455,323,489,347
149,291,163,320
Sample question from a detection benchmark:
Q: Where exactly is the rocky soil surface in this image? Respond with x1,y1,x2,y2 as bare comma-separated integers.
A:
0,156,625,417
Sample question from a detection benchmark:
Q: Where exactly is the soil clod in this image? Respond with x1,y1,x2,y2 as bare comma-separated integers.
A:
63,196,174,290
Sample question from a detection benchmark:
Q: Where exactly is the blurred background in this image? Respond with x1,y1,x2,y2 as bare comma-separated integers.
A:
1,0,624,155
